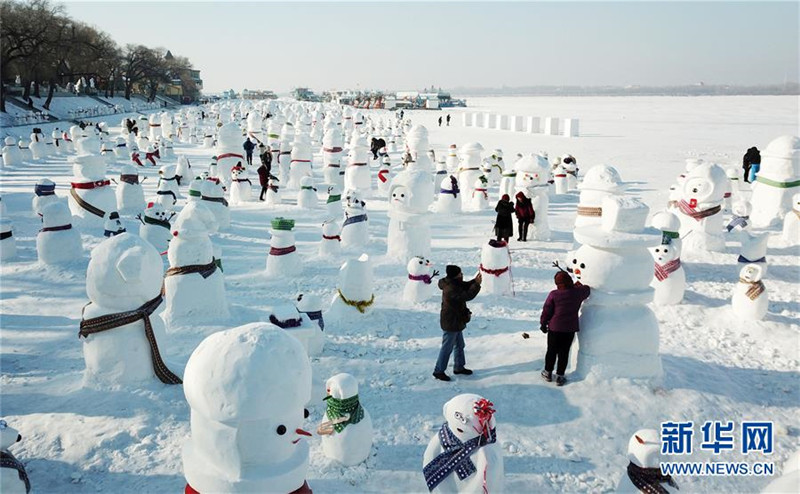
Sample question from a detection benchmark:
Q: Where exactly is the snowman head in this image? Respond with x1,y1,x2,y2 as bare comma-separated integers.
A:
739,263,763,283
4,136,15,146
407,256,433,276
514,153,550,191
300,176,313,188
627,429,661,468
442,393,496,443
295,293,322,313
86,233,163,309
159,165,176,179
41,201,72,229
144,202,169,222
732,200,752,217
345,190,365,210
682,163,727,205
325,373,359,400
390,185,409,207
651,243,680,264
104,211,125,235
0,420,22,451
231,165,245,179
201,179,224,199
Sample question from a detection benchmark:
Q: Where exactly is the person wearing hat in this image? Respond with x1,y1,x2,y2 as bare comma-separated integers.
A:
433,265,482,381
494,194,514,243
243,137,256,166
539,270,590,386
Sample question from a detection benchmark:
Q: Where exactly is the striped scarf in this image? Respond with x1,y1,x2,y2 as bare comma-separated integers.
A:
654,259,681,281
726,215,749,232
577,206,602,217
677,200,721,221
626,462,678,494
739,279,765,300
423,423,497,492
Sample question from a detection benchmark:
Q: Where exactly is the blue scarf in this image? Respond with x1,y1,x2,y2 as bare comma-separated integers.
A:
726,215,749,232
423,423,497,492
35,184,56,196
737,254,765,263
301,310,324,331
343,213,368,227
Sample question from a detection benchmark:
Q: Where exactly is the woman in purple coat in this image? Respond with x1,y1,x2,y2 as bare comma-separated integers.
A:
539,271,590,386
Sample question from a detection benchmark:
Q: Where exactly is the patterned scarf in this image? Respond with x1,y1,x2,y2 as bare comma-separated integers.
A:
654,259,681,281
677,200,721,221
79,295,182,385
343,213,368,227
0,451,30,493
726,215,749,232
739,278,765,300
577,206,602,217
165,258,218,279
626,462,678,494
423,423,497,492
324,395,365,433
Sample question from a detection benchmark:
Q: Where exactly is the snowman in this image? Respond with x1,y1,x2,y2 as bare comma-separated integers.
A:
341,191,370,251
100,140,116,166
781,193,800,245
575,165,627,229
328,254,375,321
246,110,264,142
616,429,679,493
344,135,372,194
268,304,324,357
322,128,345,187
143,144,160,167
434,175,462,214
404,256,438,304
182,323,314,494
319,220,342,257
515,153,552,240
288,133,313,190
32,178,59,217
726,200,752,234
296,293,325,332
676,162,727,254
650,241,685,306
229,164,253,205
387,169,434,260
69,137,116,229
456,142,484,208
0,220,16,261
51,128,65,154
37,202,82,264
750,136,800,228
80,233,182,387
138,202,173,256
318,373,373,466
278,122,295,182
738,231,768,273
0,420,30,494
28,129,45,160
480,239,513,296
422,394,503,494
732,264,768,321
266,217,303,278
112,137,127,159
200,178,231,231
176,154,194,186
553,162,569,195
650,210,682,254
215,123,245,186
155,164,181,207
471,175,490,211
377,156,392,196
103,211,126,237
444,144,459,171
325,184,343,219
265,175,283,206
2,137,22,166
297,176,318,209
148,113,162,141
163,216,229,326
572,195,663,379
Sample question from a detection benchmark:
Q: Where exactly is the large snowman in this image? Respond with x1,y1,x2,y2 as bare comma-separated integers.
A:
69,134,117,229
571,195,663,380
514,153,551,240
214,122,244,186
675,162,727,254
387,167,434,260
750,135,800,228
457,142,484,208
182,323,313,494
575,165,627,229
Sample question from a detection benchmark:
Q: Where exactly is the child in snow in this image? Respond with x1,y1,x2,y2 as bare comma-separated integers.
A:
539,271,590,386
514,190,535,242
434,265,482,382
494,194,514,243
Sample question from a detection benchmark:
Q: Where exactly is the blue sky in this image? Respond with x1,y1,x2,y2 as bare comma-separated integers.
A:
61,1,799,93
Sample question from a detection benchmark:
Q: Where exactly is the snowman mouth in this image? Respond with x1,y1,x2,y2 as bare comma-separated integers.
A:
456,428,464,434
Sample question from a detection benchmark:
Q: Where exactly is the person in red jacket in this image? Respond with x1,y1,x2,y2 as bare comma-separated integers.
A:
539,270,590,386
514,190,535,241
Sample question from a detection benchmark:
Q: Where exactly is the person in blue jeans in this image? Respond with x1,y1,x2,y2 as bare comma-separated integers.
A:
433,265,482,381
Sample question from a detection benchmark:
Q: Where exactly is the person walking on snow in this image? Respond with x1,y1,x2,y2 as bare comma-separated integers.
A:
494,194,514,243
514,190,535,242
257,144,273,201
243,137,256,166
434,265,482,381
438,116,443,127
742,146,760,183
539,270,590,386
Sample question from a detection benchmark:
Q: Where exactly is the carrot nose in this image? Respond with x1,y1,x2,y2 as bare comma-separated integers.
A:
574,269,581,275
296,428,312,437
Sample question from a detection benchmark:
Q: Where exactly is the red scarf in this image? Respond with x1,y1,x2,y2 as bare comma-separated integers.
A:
378,169,389,183
677,199,721,221
71,180,110,190
269,245,296,256
654,258,681,281
480,264,509,276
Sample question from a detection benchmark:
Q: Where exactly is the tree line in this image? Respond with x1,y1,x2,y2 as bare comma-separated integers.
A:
0,0,199,112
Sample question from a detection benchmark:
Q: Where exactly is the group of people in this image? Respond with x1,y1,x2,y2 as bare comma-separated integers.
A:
493,192,535,242
437,114,452,127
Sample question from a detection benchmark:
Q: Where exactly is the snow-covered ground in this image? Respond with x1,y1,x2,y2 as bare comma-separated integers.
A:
1,96,798,493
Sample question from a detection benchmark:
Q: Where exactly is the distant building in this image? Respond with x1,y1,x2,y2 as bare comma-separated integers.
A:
242,89,278,100
163,50,203,103
292,87,322,102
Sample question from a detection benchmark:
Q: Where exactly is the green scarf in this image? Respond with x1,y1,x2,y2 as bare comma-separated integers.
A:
325,394,365,433
327,194,341,204
755,176,800,188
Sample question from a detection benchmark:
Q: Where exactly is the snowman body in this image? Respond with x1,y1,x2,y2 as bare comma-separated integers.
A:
731,264,768,321
297,176,318,209
781,194,800,245
434,175,461,214
319,220,342,257
650,243,685,306
480,240,512,296
320,373,373,466
341,193,370,251
265,219,303,278
37,202,82,264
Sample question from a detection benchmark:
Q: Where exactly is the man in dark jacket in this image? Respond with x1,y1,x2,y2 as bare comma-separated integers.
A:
243,137,256,166
257,144,272,201
539,271,590,386
742,146,761,183
494,194,514,242
434,265,482,381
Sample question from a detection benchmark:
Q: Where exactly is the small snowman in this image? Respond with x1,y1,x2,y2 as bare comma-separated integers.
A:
268,304,323,357
676,162,727,254
265,175,282,206
0,420,30,494
738,231,769,274
422,394,503,494
2,137,22,166
296,293,325,331
650,241,685,306
726,200,752,233
200,178,231,230
176,155,194,186
155,164,181,207
37,202,82,264
229,164,253,205
325,184,343,219
138,202,173,256
32,178,59,217
113,137,127,159
187,177,204,202
553,162,569,195
480,239,513,296
297,176,318,209
780,193,800,245
103,211,126,237
116,165,146,214
266,217,302,278
318,373,373,466
182,323,314,494
328,254,375,321
80,233,182,386
404,256,438,303
434,175,461,214
616,429,679,493
0,220,16,262
341,191,370,251
471,175,490,210
732,264,768,321
319,219,342,257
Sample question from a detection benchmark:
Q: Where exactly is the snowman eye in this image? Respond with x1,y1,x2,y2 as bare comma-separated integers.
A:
418,260,423,264
655,248,660,253
572,259,577,264
304,409,310,419
276,425,287,435
580,263,585,269
454,412,467,424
